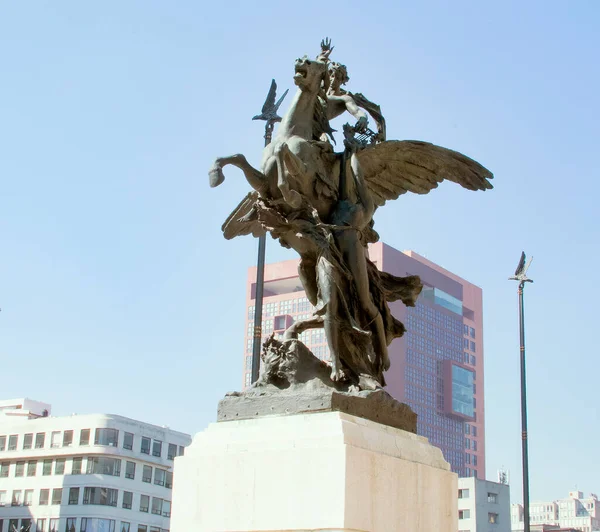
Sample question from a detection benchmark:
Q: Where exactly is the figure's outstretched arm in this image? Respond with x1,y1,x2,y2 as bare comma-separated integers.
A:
342,95,368,130
327,95,368,130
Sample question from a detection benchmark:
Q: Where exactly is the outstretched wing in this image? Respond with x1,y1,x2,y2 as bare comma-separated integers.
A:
221,192,265,240
262,80,277,114
356,140,493,207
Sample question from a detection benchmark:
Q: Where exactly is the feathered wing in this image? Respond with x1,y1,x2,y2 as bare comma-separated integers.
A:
356,140,493,207
221,192,265,240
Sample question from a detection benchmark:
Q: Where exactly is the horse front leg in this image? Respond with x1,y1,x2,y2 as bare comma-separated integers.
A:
273,145,304,209
209,154,269,196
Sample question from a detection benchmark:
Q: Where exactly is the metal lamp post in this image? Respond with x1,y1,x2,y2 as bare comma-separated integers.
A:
249,80,288,384
509,251,534,532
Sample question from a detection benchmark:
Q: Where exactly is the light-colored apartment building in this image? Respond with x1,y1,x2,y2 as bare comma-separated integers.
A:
0,398,191,532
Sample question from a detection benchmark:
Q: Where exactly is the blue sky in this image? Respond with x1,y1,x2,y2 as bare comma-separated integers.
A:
1,1,598,504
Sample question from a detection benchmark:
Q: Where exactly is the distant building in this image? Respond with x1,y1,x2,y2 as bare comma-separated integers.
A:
243,242,485,478
457,477,510,532
511,491,600,532
0,398,191,532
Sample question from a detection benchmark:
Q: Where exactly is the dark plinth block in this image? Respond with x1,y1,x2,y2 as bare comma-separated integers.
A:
218,388,417,433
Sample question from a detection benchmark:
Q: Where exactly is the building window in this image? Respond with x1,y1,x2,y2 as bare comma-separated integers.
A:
83,487,118,506
122,491,133,509
141,437,151,455
39,489,50,505
152,440,162,458
94,428,118,446
15,461,25,477
51,431,61,448
72,457,83,475
489,512,499,523
63,430,74,447
123,432,134,450
43,459,53,475
167,443,177,460
0,436,5,451
120,523,130,532
23,433,33,450
12,490,22,506
154,468,166,486
137,527,147,532
142,465,152,483
27,460,37,476
488,492,498,504
55,458,66,475
473,440,478,451
166,470,173,489
151,497,163,515
80,429,90,445
473,455,478,466
458,489,469,499
37,519,46,532
8,435,18,451
0,490,6,506
81,519,115,532
52,488,63,505
86,457,121,476
125,461,135,479
470,327,475,338
66,518,76,532
162,500,171,517
178,446,185,456
35,432,45,449
459,510,470,519
23,490,33,506
0,462,8,477
470,341,476,352
49,519,59,532
139,494,149,512
9,520,19,532
69,487,80,505
244,373,251,387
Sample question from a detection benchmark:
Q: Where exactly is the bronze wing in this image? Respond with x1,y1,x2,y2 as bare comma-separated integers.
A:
221,192,265,240
356,140,493,207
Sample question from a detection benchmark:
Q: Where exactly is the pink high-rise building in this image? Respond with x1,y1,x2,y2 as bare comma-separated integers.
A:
242,242,485,479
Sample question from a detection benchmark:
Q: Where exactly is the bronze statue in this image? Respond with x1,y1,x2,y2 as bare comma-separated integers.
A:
209,40,493,391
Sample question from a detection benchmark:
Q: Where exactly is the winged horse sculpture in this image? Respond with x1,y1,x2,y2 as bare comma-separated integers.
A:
209,40,493,390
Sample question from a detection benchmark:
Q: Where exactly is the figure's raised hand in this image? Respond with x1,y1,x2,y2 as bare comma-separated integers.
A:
355,116,368,132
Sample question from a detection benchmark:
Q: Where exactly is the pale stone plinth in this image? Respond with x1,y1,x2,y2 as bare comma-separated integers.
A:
170,412,457,532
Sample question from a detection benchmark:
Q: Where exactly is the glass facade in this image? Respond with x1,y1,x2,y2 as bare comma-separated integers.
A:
451,365,475,417
422,286,463,316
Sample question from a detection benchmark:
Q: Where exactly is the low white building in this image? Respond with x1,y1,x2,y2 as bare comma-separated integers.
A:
0,398,191,532
511,491,600,532
458,476,511,532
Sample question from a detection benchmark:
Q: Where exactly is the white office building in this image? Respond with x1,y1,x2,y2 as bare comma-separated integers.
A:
458,476,511,532
511,491,600,532
0,398,191,532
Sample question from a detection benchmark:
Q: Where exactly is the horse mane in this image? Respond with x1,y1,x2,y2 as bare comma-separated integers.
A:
313,78,335,142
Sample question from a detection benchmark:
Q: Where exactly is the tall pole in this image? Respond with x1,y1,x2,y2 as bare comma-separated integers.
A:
510,252,533,532
250,81,288,384
518,282,530,532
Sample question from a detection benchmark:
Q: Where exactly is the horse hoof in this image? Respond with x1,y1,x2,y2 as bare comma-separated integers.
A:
209,166,225,187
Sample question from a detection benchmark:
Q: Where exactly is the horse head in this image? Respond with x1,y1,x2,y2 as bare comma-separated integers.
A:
294,56,328,95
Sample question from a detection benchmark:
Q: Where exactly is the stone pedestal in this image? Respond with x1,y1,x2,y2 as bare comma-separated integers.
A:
170,411,457,532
